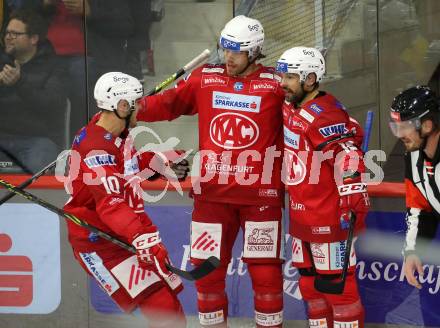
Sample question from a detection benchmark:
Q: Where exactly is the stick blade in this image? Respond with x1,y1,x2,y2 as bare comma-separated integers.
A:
314,277,345,294
166,256,220,281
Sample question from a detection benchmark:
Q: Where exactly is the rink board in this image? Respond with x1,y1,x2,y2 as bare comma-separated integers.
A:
88,207,440,327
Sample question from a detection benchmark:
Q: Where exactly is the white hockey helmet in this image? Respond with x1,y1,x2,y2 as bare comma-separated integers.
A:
94,72,144,111
276,47,326,82
219,15,264,61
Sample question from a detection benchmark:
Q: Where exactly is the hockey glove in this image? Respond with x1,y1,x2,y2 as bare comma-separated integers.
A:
170,157,190,181
149,150,190,181
338,172,370,229
131,228,183,292
131,228,168,272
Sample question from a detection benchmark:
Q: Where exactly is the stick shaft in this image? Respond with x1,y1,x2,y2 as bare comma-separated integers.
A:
0,178,134,252
144,49,210,96
362,110,374,152
0,152,69,206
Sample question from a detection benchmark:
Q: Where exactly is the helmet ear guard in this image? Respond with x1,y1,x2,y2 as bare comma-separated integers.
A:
219,15,264,62
94,72,144,112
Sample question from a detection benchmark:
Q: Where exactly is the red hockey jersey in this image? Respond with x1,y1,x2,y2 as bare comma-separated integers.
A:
137,64,285,206
283,92,365,242
64,115,157,252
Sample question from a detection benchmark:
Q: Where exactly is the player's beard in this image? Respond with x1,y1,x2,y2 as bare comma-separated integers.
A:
284,86,306,106
400,135,424,152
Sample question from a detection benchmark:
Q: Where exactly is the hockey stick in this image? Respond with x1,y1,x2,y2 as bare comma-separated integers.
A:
0,152,69,206
314,212,356,294
144,49,211,96
313,110,375,294
361,110,374,153
0,144,33,174
0,178,219,280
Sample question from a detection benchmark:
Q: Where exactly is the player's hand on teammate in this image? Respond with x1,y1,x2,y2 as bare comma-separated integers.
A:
150,150,190,181
170,157,190,181
404,254,423,289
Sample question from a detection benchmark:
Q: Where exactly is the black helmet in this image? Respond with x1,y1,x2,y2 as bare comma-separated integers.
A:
390,85,439,122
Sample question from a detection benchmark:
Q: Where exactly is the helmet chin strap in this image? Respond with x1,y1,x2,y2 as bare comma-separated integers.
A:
112,109,133,130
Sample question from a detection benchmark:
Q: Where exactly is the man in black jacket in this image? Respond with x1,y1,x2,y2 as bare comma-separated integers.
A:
0,8,67,173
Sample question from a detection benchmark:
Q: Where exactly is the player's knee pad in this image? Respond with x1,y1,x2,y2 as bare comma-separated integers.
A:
194,264,228,327
332,299,364,328
320,272,363,328
298,272,333,327
306,298,333,328
138,286,185,328
248,263,283,327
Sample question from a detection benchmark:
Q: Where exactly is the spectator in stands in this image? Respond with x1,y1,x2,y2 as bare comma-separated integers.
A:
0,8,67,173
13,0,154,136
126,0,154,78
15,0,95,139
85,0,151,80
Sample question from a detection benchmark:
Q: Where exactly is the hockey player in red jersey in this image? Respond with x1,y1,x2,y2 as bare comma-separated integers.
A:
136,15,285,328
276,47,370,328
63,72,186,327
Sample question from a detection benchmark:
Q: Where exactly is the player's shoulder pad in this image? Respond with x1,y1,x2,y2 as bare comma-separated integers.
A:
301,93,348,123
180,63,222,86
74,125,119,156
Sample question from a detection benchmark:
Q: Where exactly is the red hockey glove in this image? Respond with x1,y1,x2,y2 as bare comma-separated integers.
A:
131,229,183,292
338,172,370,229
131,229,169,272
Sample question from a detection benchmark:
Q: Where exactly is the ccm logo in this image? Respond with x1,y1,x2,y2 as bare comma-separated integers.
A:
338,183,366,196
135,234,159,248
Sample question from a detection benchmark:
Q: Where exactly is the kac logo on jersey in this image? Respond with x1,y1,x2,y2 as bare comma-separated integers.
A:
210,112,259,149
283,127,300,149
283,149,307,185
84,154,117,168
234,82,244,91
212,91,261,113
318,123,347,138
